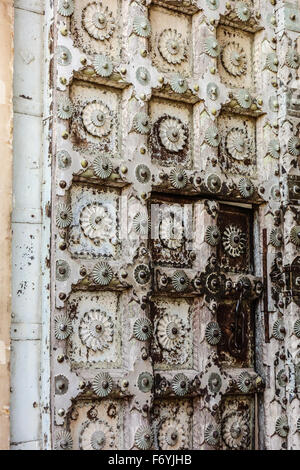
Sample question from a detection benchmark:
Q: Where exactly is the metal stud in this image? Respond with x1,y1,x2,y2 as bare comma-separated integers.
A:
92,262,113,286
92,372,113,397
133,317,153,341
93,54,113,77
171,373,189,396
275,415,289,438
171,270,189,292
92,155,113,179
205,322,221,345
133,16,151,38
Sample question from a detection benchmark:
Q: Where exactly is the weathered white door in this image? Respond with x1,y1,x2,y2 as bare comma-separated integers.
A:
49,0,300,450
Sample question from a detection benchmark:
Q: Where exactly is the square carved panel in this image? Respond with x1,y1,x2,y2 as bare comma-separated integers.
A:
70,81,121,155
150,97,192,168
151,399,193,450
68,184,120,259
218,113,256,176
152,297,193,370
217,204,253,274
71,0,121,57
150,5,191,75
217,25,253,90
68,399,123,450
66,290,122,369
150,199,193,268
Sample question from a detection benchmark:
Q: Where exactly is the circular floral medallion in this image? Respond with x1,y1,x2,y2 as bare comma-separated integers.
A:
266,53,278,72
157,314,185,352
235,2,251,22
204,37,220,57
205,225,221,246
206,174,222,193
80,203,113,242
134,264,151,285
204,424,220,447
158,116,187,152
133,317,153,341
205,125,220,147
294,319,300,339
79,309,113,351
205,322,221,345
275,415,289,438
169,168,188,190
172,271,189,292
236,89,252,109
272,319,285,341
238,177,254,198
54,314,72,340
92,155,113,180
57,96,73,119
79,419,115,450
137,372,153,393
132,212,149,236
54,430,73,450
222,408,250,449
226,128,249,161
158,420,186,450
82,2,115,41
222,225,246,258
221,42,247,77
92,261,113,286
56,203,73,229
159,215,184,250
135,425,154,450
270,228,283,248
286,49,300,69
133,112,151,134
93,54,113,77
92,372,113,397
170,74,188,94
135,164,151,184
82,101,112,137
288,136,300,156
171,373,189,396
58,0,74,17
133,16,151,38
237,371,252,392
267,139,280,159
291,226,300,246
158,29,187,65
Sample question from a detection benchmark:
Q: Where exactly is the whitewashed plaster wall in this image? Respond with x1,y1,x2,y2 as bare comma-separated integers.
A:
11,0,45,450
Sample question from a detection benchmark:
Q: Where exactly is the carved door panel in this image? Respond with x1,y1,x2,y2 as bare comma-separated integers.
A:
49,0,299,451
150,198,263,450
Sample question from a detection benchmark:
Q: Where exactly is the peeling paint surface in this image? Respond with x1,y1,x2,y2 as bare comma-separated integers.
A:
8,0,300,451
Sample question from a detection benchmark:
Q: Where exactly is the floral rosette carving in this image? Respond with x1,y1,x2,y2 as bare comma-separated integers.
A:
82,2,115,41
158,29,187,65
79,309,114,352
79,203,113,243
158,116,187,153
222,405,250,450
